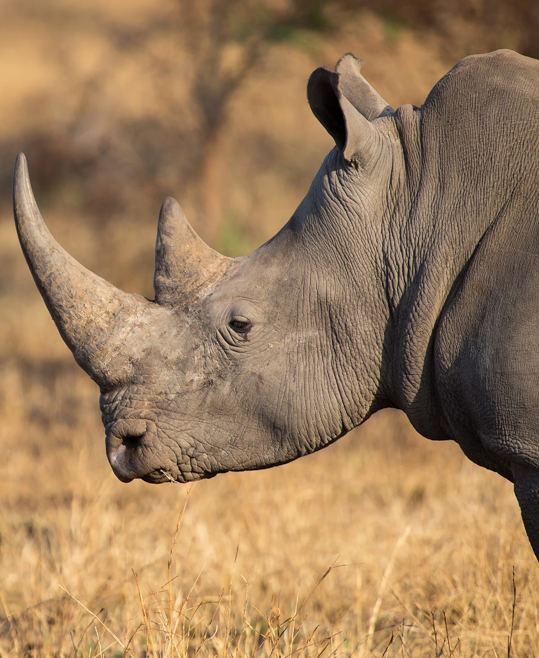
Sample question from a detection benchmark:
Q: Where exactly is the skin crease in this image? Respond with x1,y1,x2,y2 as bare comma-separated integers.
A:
14,49,539,560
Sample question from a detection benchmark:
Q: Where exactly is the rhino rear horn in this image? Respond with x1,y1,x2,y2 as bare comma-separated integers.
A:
154,197,230,305
13,152,150,387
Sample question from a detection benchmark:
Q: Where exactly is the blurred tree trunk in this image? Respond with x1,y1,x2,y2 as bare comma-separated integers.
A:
198,120,228,244
173,0,336,245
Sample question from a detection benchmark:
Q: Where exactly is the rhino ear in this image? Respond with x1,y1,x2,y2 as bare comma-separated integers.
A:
335,54,394,121
307,55,393,164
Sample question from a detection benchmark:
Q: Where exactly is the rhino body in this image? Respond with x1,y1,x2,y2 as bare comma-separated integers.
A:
14,49,539,558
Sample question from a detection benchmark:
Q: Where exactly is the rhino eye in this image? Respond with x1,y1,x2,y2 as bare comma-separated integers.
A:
229,319,252,334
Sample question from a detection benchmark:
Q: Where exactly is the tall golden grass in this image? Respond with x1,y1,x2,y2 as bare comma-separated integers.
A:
1,2,539,656
0,357,538,656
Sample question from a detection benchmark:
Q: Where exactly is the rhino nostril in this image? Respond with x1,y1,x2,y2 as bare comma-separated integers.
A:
108,419,148,448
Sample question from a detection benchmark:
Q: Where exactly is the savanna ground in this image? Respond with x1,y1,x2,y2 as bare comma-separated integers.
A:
0,0,539,655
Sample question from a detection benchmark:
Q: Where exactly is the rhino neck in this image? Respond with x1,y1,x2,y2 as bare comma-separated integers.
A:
378,103,453,440
277,108,451,445
276,143,400,445
385,87,518,441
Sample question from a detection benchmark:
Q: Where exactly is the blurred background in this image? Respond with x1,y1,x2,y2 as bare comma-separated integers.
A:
1,0,539,655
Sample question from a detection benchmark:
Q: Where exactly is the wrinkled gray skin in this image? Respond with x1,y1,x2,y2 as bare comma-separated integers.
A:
13,49,539,559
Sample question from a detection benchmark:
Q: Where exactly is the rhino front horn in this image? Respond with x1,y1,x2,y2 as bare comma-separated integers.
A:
154,197,231,305
12,152,151,387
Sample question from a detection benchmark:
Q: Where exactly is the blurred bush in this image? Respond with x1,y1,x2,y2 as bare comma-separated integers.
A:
0,0,339,245
353,0,539,58
1,0,538,260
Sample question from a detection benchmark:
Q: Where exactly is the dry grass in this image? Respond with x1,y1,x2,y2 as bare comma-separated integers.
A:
0,355,538,657
1,2,539,656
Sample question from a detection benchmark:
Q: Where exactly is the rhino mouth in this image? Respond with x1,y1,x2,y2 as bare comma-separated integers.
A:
112,462,209,485
105,418,220,484
142,469,181,484
107,441,207,485
142,468,212,485
105,419,178,483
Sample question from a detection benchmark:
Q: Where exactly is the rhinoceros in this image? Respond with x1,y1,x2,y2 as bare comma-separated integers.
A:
13,49,539,558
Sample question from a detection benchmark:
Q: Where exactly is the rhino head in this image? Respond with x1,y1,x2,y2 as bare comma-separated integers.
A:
14,55,403,484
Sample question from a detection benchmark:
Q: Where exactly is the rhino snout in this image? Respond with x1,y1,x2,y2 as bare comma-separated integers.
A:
106,418,151,483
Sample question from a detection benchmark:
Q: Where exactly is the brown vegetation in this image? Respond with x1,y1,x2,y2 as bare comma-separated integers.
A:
1,0,539,655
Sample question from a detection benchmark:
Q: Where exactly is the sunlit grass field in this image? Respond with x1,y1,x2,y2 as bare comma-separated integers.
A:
1,1,539,655
0,351,538,657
